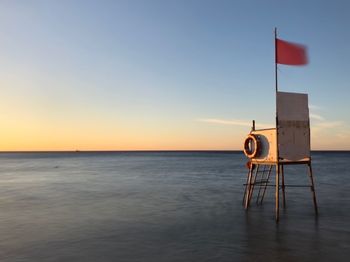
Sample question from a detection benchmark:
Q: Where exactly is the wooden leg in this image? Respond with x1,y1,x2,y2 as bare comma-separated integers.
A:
281,165,286,208
248,165,259,206
275,164,280,222
307,163,318,215
242,168,251,206
244,166,253,209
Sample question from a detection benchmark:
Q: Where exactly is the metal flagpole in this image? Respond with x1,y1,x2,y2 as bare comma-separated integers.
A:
274,27,279,136
274,27,280,221
275,27,278,93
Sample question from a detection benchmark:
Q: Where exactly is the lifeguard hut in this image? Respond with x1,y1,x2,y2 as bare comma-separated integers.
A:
242,29,318,221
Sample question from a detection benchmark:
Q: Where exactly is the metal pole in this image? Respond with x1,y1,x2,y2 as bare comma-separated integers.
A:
275,164,280,222
307,162,318,215
275,27,279,133
275,27,280,170
244,166,254,209
275,27,278,93
281,165,286,208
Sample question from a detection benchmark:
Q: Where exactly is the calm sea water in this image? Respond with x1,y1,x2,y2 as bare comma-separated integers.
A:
0,151,349,261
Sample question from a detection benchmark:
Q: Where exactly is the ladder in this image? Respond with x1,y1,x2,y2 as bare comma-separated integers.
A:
243,163,274,209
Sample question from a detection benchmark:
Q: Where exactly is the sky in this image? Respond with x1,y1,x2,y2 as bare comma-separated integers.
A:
1,0,350,151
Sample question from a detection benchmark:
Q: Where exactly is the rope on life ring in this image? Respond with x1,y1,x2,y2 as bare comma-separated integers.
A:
243,134,260,158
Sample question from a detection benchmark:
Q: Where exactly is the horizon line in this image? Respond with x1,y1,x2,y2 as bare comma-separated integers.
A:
0,149,349,153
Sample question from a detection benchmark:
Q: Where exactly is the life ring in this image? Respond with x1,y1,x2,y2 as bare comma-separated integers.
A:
243,134,260,158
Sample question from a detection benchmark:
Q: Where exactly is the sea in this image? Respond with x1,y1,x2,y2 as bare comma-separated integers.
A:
0,151,349,262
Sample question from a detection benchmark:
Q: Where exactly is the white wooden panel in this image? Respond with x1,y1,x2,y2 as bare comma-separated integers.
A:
277,91,309,121
277,91,310,161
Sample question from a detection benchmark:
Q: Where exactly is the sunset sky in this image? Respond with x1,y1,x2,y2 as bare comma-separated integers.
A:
1,0,350,151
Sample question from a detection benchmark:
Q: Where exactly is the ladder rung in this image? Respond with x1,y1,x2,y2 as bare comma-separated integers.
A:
243,180,269,186
257,184,312,187
254,180,269,184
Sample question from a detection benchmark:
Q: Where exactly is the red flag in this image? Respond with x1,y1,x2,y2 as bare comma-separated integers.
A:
276,38,308,65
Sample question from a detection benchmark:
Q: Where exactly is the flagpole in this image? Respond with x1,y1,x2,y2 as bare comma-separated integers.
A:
275,27,278,135
275,27,278,93
274,27,280,222
275,27,279,130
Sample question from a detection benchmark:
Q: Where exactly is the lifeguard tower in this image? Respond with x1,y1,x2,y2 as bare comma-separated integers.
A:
242,29,318,221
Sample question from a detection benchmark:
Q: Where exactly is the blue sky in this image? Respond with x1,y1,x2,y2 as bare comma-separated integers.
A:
1,0,349,150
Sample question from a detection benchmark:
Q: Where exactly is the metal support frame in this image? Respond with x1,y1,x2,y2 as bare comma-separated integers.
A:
242,160,318,222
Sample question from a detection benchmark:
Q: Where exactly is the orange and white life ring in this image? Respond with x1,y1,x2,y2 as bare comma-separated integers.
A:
243,134,260,158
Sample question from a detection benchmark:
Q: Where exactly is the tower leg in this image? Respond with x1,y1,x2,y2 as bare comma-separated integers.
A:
247,165,259,207
275,164,280,222
307,162,318,215
244,166,254,209
281,165,286,208
242,168,251,206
